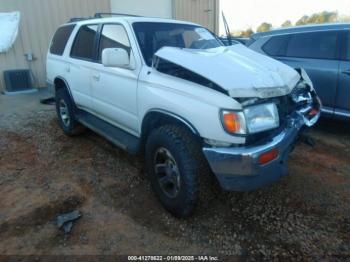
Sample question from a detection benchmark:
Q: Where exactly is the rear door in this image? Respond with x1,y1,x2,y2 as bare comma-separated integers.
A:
336,30,350,116
264,31,340,113
67,24,99,110
47,24,76,92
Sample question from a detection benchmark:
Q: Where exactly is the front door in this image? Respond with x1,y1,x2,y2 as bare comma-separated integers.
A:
90,23,139,135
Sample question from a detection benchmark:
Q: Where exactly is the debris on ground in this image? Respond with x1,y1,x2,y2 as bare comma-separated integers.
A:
40,97,55,105
56,210,82,234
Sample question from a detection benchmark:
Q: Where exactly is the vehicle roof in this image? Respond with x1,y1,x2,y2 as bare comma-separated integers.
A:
252,23,350,39
65,16,199,27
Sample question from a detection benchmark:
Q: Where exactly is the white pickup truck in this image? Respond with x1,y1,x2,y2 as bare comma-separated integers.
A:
47,14,321,217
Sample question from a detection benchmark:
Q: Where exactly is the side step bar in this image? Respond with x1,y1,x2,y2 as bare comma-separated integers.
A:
76,109,140,154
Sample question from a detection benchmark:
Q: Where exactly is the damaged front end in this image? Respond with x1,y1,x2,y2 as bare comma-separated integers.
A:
277,67,321,129
203,68,321,191
152,46,321,191
293,68,322,126
235,68,321,145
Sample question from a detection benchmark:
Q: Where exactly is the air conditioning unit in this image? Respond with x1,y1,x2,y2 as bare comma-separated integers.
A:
3,69,33,92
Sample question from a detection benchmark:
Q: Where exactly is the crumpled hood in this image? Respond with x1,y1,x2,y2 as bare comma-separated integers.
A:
155,45,301,98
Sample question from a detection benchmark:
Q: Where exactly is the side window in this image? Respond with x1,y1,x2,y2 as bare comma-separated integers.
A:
98,24,131,61
262,35,289,56
286,31,338,60
70,24,98,60
50,25,75,55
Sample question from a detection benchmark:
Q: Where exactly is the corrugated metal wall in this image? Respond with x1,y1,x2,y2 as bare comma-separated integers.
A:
0,0,110,91
173,0,220,34
111,0,173,19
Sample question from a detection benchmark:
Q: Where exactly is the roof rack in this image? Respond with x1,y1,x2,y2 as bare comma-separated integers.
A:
68,13,141,23
69,17,91,22
94,12,142,18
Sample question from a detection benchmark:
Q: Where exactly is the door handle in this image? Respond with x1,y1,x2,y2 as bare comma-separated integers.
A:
92,74,100,81
65,65,70,73
342,69,350,76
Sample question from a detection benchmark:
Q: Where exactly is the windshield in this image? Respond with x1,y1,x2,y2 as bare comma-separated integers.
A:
133,22,223,66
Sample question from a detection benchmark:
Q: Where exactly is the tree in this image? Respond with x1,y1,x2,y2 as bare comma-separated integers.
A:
281,20,292,27
308,11,337,24
296,11,338,26
239,28,254,37
257,22,272,33
296,15,309,26
229,28,254,38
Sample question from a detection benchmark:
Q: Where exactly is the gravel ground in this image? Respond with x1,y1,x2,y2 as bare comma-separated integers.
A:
0,91,349,259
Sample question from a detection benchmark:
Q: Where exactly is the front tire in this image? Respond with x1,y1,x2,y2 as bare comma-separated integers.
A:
55,88,85,136
145,125,206,218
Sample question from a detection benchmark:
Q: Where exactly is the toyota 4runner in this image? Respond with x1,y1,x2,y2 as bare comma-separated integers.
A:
47,14,321,217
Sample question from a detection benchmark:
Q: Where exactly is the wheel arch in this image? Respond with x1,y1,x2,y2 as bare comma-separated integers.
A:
141,109,201,146
54,76,73,100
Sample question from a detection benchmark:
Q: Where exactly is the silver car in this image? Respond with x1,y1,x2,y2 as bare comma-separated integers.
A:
248,23,350,120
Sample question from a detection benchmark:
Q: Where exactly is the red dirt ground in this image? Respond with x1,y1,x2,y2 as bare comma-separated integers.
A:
0,93,349,259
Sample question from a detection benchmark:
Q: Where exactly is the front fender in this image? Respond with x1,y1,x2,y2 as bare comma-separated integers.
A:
138,70,245,145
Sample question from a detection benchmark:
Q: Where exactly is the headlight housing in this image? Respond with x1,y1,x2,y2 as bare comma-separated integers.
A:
244,103,279,133
221,103,279,135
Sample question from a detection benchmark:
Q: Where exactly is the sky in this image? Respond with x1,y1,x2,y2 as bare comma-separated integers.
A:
219,0,350,35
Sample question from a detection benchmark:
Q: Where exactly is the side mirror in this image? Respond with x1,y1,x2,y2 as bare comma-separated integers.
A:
102,48,130,68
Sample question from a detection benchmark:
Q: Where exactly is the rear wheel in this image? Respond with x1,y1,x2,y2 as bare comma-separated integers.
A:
145,125,208,218
55,88,85,136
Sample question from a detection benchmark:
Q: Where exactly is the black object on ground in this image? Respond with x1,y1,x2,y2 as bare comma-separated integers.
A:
40,97,55,105
300,133,316,147
56,210,82,233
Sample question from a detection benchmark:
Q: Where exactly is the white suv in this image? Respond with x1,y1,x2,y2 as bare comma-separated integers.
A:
47,14,321,217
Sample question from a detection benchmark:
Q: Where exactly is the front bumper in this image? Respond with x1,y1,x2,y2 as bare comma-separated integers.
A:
203,111,319,191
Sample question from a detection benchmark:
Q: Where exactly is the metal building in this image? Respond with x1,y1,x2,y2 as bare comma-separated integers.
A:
173,0,220,34
0,0,220,92
111,0,220,33
0,0,110,91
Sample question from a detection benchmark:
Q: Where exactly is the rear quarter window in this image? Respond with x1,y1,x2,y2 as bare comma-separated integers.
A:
262,35,290,56
50,25,75,56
